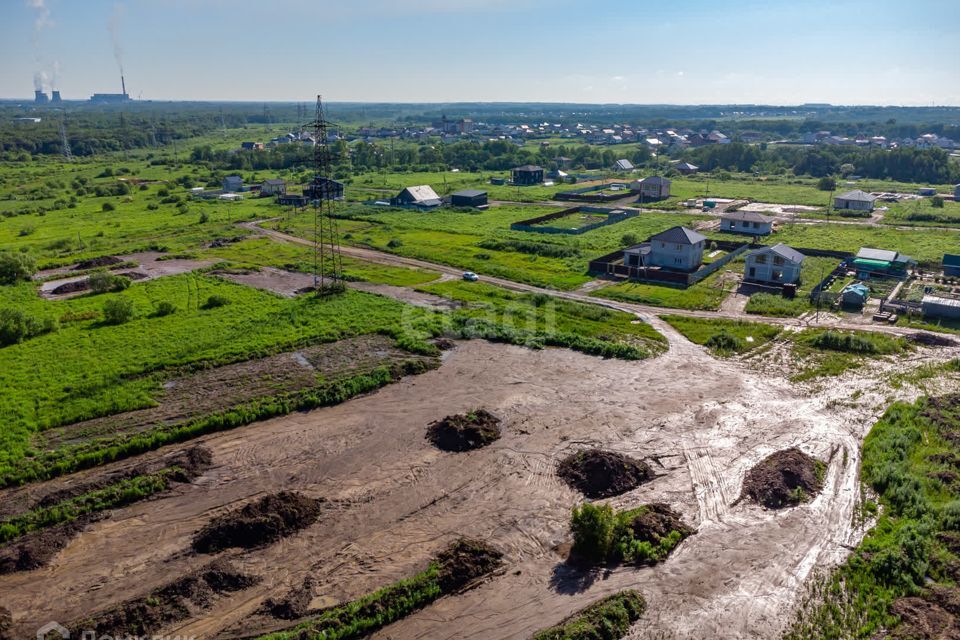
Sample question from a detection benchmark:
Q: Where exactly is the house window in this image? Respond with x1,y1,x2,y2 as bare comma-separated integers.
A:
773,256,784,266
675,257,682,265
772,270,783,281
676,244,682,250
755,254,767,264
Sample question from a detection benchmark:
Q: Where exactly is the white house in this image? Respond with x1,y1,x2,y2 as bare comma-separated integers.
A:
720,210,774,236
624,226,706,272
744,243,805,285
834,190,877,212
391,185,442,209
261,179,287,196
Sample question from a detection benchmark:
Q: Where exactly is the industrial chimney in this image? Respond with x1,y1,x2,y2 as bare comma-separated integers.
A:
34,90,49,105
51,91,62,104
121,75,127,98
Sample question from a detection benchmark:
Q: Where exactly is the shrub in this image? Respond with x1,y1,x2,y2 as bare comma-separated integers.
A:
621,233,639,246
387,238,403,248
153,301,177,317
570,502,615,562
199,211,209,224
102,297,134,325
0,251,36,284
817,176,837,191
931,196,945,208
0,308,57,346
811,331,880,354
203,294,230,309
101,202,115,212
533,591,646,640
88,271,129,294
705,331,745,353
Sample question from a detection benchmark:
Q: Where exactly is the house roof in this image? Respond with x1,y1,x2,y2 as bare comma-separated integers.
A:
399,185,441,204
837,190,877,202
614,159,635,170
263,179,285,185
843,283,870,298
856,247,900,262
675,162,699,171
623,242,652,255
452,189,487,198
639,176,671,186
944,254,960,267
749,243,805,264
722,210,773,223
650,226,706,245
513,164,543,172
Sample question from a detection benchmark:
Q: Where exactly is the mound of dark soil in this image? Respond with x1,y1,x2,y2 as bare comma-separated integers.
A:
208,236,245,249
432,337,457,351
71,560,258,638
192,491,324,553
557,449,654,499
741,448,824,509
0,515,98,575
435,538,504,593
262,577,316,620
50,279,90,295
117,270,148,281
891,586,960,639
627,503,695,546
426,409,501,452
73,256,123,270
908,332,958,348
163,445,214,482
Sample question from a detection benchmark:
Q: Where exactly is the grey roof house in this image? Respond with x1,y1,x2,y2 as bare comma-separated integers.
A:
392,185,442,209
624,226,706,272
834,190,877,211
720,210,774,236
744,243,805,285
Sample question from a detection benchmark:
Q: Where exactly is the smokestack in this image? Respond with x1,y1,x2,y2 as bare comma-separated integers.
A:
121,75,126,97
34,90,49,104
51,90,62,103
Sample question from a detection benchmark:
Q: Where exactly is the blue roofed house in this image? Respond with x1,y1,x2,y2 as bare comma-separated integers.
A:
623,226,707,272
944,254,960,277
744,243,805,285
841,282,870,308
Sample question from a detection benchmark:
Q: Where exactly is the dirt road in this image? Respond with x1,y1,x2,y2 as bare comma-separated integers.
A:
4,318,956,639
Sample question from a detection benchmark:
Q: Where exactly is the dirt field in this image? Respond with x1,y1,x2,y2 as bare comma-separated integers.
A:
217,266,457,310
39,251,215,299
2,321,959,639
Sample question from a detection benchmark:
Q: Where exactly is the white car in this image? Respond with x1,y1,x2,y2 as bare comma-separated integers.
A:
462,271,479,282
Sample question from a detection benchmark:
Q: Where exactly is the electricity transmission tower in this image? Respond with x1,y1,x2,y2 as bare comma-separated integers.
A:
59,112,72,161
307,95,344,295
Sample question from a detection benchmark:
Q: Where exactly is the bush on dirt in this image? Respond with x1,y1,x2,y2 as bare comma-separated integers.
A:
570,502,693,566
89,271,130,294
533,590,647,640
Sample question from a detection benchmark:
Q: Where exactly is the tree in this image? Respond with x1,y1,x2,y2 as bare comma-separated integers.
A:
103,297,134,325
816,176,837,191
570,502,615,562
89,271,129,294
621,233,639,246
931,196,945,209
0,251,36,284
839,163,856,177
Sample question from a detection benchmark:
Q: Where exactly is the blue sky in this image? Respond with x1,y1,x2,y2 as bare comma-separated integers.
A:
2,0,958,104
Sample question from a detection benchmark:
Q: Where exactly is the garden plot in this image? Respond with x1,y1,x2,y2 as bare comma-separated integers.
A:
3,324,959,640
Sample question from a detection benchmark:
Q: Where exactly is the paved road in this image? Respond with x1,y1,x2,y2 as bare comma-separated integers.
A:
239,219,952,339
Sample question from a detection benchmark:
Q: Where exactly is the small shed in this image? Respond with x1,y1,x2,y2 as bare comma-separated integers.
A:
278,194,308,207
841,283,870,308
720,210,774,236
918,187,937,197
613,159,635,172
512,165,544,186
944,254,960,277
450,189,488,207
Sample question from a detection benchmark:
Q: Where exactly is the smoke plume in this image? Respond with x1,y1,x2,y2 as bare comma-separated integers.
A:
27,0,53,91
108,3,125,75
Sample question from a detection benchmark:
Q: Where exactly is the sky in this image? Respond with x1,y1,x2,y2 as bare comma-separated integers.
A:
1,0,958,105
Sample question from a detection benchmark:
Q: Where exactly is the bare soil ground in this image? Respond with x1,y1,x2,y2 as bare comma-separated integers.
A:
39,251,215,299
192,492,325,553
39,334,430,451
216,265,455,310
2,323,959,639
